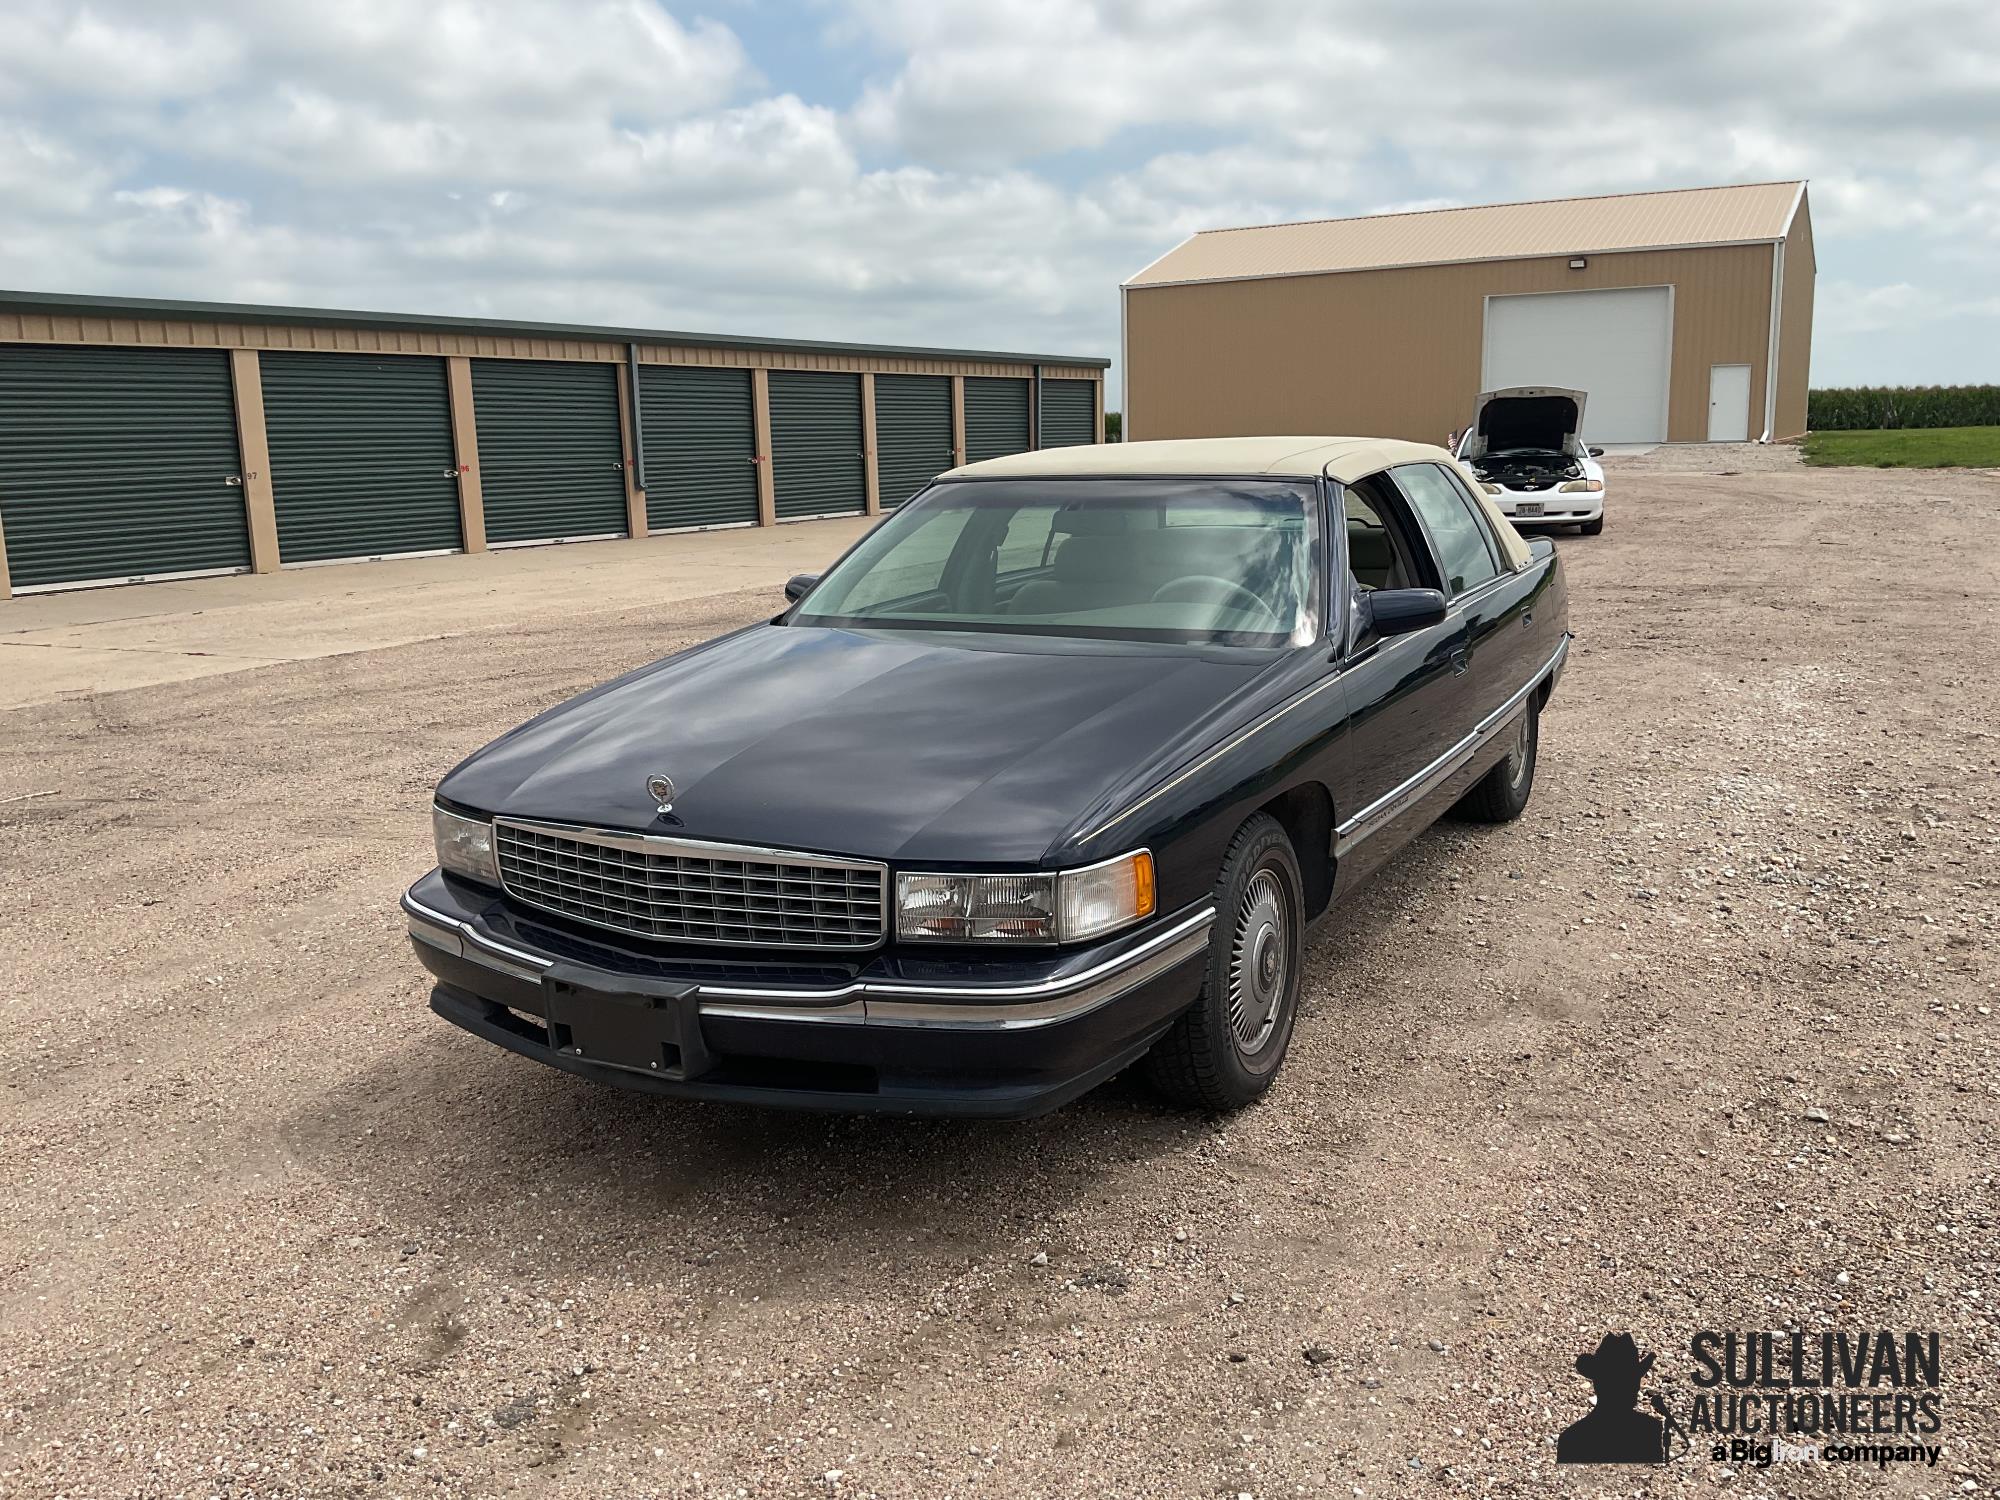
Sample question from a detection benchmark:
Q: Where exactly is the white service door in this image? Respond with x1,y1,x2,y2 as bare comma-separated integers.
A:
1482,287,1672,443
1707,363,1752,442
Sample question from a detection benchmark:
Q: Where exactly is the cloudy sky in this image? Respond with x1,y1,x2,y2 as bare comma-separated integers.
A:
2,0,1995,405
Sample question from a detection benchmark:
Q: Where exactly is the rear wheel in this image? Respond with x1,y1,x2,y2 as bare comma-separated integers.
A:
1146,814,1304,1111
1454,703,1538,822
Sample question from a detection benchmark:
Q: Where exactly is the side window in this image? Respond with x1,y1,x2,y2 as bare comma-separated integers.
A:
1342,479,1421,593
818,506,975,614
1394,464,1501,596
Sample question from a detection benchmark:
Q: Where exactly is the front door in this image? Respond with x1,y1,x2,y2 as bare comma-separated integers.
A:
1326,472,1478,892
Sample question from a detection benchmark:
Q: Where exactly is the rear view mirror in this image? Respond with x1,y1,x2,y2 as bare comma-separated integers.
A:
1587,446,1604,458
1358,587,1447,640
783,573,819,603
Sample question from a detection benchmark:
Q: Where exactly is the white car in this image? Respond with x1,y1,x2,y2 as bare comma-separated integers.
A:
1453,386,1605,535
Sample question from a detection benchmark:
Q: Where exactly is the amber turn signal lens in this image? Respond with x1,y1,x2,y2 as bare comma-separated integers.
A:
1133,850,1157,918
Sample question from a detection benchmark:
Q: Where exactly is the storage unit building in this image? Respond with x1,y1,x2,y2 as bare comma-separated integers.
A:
1124,180,1814,446
0,290,1105,597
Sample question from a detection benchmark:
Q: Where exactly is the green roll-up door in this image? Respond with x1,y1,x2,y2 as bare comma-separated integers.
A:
1040,380,1097,448
769,371,864,520
0,345,249,590
472,359,629,545
964,377,1030,464
872,375,953,509
261,352,462,564
638,366,759,531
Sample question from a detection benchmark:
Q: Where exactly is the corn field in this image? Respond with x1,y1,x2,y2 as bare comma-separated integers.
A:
1808,385,2000,430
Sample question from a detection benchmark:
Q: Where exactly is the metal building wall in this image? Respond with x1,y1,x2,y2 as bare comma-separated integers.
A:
1773,195,1816,442
1125,244,1781,446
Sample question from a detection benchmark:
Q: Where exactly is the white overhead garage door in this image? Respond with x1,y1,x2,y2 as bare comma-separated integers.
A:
1482,287,1672,443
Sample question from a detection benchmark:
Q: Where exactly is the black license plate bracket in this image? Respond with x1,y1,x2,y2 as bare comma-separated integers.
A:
543,968,709,1080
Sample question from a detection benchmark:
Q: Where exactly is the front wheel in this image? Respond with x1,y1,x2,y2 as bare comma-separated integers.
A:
1579,514,1605,535
1146,813,1304,1111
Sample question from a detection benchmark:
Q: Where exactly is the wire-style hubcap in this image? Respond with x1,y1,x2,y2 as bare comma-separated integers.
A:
1228,869,1289,1056
1508,716,1532,789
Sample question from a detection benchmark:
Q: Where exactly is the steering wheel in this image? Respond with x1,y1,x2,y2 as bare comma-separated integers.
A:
1150,575,1281,629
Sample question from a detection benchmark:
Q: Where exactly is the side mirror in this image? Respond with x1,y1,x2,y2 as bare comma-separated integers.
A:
1586,446,1604,458
783,573,819,603
1358,587,1447,641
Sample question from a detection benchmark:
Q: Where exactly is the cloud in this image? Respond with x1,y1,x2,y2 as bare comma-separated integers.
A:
0,0,1996,397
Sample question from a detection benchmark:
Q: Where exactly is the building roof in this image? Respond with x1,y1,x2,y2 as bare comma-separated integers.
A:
0,288,1109,369
949,437,1533,569
1127,181,1807,289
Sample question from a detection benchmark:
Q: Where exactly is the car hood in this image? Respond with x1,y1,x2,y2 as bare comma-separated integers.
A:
438,623,1277,866
1463,386,1587,459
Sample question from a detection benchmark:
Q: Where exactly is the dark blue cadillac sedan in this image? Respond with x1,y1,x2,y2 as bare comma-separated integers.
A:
403,436,1569,1118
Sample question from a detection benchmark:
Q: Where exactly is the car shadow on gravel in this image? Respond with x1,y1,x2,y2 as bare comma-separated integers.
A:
282,1020,1194,1285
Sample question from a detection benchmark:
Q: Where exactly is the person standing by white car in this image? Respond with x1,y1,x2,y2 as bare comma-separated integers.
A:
1452,386,1606,535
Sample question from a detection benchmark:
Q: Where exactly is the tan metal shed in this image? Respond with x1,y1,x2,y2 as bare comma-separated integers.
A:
1123,181,1813,447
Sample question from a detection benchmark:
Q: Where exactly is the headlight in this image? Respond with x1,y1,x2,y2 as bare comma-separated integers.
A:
896,851,1156,944
1559,478,1604,493
1480,481,1503,495
433,804,498,885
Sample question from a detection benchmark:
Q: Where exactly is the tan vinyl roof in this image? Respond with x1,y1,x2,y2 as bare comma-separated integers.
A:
948,435,1439,482
945,438,1535,571
1128,181,1805,288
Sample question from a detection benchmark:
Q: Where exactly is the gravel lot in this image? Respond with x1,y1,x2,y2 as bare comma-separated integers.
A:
3,463,1996,1498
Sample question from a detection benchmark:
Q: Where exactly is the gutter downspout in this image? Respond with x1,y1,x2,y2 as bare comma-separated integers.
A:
1031,363,1043,449
1759,240,1784,443
626,341,647,489
1119,284,1130,442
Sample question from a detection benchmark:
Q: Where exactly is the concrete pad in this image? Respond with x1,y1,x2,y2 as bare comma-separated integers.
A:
0,517,876,710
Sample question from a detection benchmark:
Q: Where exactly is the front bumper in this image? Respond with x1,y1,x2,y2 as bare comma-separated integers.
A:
401,870,1210,1118
1489,489,1603,523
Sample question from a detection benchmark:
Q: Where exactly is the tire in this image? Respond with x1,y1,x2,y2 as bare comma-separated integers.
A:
1145,813,1304,1111
1579,515,1604,535
1454,702,1538,823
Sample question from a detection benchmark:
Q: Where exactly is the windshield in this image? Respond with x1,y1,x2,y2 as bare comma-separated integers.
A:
791,478,1321,647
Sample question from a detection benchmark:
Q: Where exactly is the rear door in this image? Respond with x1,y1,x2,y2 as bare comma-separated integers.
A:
471,358,629,546
1393,461,1530,732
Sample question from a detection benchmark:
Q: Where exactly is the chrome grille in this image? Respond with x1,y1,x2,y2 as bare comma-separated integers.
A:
494,819,886,949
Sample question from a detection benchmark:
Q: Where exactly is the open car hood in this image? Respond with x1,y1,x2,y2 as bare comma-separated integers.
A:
1463,386,1587,459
